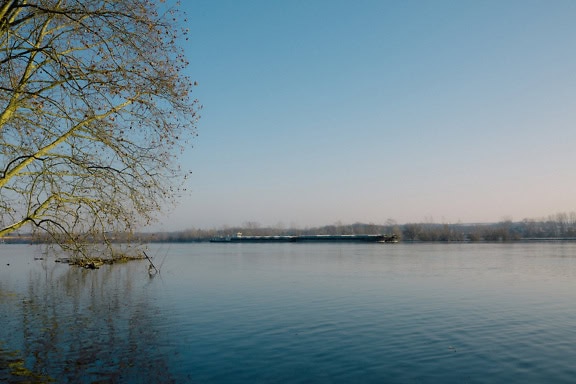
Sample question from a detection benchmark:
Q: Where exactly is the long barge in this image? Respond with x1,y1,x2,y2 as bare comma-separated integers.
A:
210,233,398,243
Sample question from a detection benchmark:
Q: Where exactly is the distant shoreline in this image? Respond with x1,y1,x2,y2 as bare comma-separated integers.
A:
4,216,576,244
6,238,576,245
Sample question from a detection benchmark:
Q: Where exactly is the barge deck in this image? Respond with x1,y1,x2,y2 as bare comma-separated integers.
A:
210,234,398,243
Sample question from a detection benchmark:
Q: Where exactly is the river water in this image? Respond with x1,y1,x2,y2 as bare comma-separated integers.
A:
1,242,576,383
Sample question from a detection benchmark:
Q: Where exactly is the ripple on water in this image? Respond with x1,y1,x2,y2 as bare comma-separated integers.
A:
3,243,576,382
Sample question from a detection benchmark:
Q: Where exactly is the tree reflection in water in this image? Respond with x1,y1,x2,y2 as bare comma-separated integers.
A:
0,257,175,383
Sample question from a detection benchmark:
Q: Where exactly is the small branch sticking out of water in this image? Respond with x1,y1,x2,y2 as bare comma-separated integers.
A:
143,251,159,275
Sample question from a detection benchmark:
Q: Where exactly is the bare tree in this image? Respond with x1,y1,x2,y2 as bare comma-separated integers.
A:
0,0,199,257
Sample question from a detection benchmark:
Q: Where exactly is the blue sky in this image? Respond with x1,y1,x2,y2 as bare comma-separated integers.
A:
155,0,576,230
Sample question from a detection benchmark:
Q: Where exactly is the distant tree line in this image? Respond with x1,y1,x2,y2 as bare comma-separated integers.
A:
5,213,576,244
130,221,402,243
138,212,576,243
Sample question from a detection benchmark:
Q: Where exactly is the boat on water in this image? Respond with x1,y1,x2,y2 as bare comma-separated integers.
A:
210,233,398,243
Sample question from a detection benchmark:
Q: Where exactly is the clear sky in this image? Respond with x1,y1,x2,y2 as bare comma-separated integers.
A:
154,0,576,231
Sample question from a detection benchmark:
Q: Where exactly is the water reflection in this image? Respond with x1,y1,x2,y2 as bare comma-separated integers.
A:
4,242,576,383
0,250,174,383
0,342,54,383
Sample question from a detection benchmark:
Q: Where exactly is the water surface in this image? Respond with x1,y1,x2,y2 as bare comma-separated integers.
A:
1,242,576,383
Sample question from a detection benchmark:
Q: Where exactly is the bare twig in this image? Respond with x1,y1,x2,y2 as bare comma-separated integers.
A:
143,250,159,274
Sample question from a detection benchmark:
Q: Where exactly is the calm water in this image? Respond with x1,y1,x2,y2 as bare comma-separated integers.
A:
2,242,576,383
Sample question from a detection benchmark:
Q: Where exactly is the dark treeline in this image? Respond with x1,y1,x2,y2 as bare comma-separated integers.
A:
402,212,576,241
138,212,576,242
5,212,576,244
138,221,403,243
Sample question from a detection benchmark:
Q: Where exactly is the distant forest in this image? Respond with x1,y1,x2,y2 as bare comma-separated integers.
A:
143,212,576,243
5,213,576,244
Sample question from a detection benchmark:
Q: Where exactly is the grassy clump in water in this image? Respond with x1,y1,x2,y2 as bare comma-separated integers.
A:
0,343,55,383
54,246,146,269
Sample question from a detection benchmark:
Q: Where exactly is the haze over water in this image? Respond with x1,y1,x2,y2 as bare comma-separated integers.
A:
2,242,576,382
